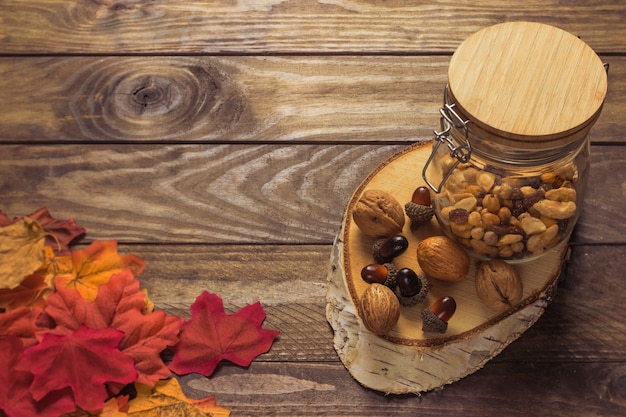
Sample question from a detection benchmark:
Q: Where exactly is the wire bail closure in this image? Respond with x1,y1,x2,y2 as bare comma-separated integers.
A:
422,87,472,193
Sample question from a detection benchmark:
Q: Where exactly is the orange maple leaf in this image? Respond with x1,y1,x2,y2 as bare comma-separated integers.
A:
0,272,49,312
44,270,182,388
54,240,146,301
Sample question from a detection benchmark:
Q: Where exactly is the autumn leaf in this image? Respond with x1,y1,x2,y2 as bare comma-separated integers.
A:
0,306,44,348
0,217,47,290
54,240,146,301
168,291,279,377
26,207,86,255
44,270,182,388
0,246,72,313
113,395,130,414
0,207,85,257
123,379,230,416
0,272,49,311
39,245,74,286
0,210,10,226
0,334,76,417
61,380,230,417
15,324,138,411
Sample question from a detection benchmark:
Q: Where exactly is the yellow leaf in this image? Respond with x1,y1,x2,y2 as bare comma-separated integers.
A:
0,218,46,289
54,241,146,301
124,379,231,417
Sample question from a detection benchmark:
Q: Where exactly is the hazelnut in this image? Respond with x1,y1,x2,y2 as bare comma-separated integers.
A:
352,189,405,238
475,259,523,312
359,283,401,336
416,235,470,282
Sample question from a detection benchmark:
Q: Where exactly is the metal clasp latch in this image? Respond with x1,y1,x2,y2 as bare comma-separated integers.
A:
422,88,472,193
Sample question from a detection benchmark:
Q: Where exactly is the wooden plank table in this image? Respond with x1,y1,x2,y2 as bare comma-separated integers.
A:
1,1,625,415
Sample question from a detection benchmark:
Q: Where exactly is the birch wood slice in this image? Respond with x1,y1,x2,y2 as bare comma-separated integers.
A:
325,141,569,394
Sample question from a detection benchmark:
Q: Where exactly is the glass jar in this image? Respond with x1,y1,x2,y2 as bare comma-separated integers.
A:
422,22,608,262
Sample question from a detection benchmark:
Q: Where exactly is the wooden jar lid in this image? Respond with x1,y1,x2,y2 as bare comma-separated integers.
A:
448,22,607,148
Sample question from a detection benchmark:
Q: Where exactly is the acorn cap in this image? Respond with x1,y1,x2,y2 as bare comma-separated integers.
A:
405,201,434,227
372,239,386,264
421,307,448,333
382,262,398,290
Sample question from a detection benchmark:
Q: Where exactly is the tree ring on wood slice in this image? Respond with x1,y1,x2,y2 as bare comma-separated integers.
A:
325,141,569,394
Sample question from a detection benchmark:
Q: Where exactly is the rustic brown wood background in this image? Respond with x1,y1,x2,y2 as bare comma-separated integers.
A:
1,1,625,415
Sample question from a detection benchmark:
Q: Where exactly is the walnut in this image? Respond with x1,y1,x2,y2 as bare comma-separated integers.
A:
352,190,405,238
359,283,400,336
475,259,523,312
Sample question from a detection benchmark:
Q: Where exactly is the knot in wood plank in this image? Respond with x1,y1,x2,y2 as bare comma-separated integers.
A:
68,58,249,140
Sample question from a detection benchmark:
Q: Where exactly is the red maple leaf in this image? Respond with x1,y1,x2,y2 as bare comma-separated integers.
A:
26,208,86,255
0,335,79,417
15,324,137,411
0,306,44,348
43,270,182,387
168,291,279,377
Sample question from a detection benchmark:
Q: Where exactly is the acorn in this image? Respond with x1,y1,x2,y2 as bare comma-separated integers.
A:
360,262,398,290
405,186,434,228
393,267,429,307
421,296,456,333
372,234,408,264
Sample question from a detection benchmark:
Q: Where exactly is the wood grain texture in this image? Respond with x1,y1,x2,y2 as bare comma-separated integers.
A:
0,55,623,144
0,55,446,143
135,244,336,362
0,143,402,243
173,361,626,416
0,144,623,244
498,244,626,362
0,0,624,54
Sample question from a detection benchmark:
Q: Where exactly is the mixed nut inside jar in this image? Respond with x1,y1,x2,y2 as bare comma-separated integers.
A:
430,153,585,260
422,22,608,262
